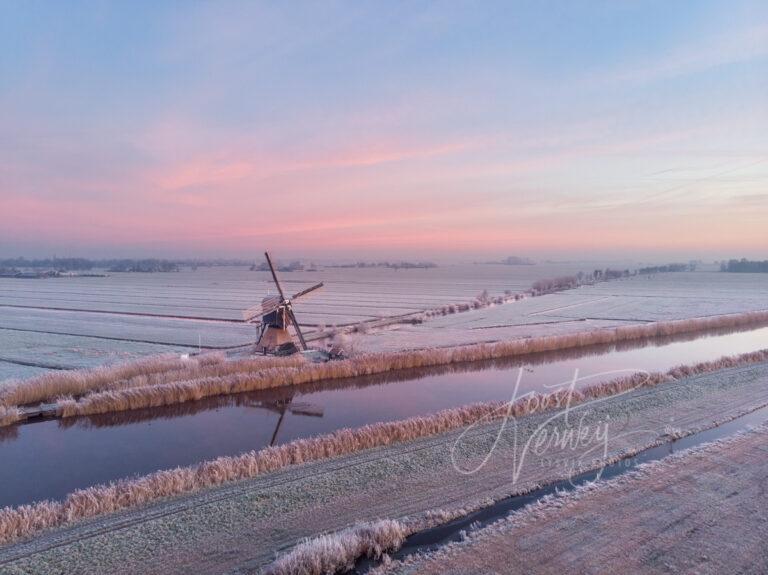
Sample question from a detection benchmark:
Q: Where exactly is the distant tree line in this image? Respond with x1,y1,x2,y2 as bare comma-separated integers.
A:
0,257,253,273
0,257,95,271
638,263,694,274
500,256,534,265
720,259,768,273
0,268,105,279
251,260,307,272
328,261,438,270
532,275,579,292
532,268,638,295
592,268,632,280
106,259,180,273
479,256,534,265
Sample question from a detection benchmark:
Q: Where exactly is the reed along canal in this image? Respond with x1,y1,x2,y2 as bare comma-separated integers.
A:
1,324,767,507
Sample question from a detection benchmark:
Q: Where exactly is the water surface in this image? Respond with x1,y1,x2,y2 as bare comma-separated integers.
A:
0,324,766,507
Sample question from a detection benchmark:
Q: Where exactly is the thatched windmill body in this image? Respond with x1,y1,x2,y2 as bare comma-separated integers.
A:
244,252,323,354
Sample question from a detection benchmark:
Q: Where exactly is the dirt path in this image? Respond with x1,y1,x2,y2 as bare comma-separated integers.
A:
2,363,768,575
383,422,768,575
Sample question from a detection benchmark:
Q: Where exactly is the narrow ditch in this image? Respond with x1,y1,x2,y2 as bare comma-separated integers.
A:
355,404,768,573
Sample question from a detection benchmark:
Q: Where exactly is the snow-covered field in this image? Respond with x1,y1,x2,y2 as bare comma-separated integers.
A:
1,265,765,382
357,271,768,352
0,263,604,381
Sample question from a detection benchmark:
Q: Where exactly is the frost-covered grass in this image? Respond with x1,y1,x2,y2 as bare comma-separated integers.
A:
0,307,257,348
0,328,196,382
0,264,573,324
1,347,767,545
373,423,768,575
357,271,768,353
0,263,601,381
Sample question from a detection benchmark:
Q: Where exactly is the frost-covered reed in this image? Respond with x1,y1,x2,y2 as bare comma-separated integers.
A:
1,347,767,545
0,352,300,409
0,406,22,427
263,506,482,575
418,289,524,321
263,520,409,575
51,310,768,420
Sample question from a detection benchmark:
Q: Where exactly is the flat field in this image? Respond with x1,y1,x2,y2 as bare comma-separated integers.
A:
1,265,766,381
357,270,768,352
0,262,620,381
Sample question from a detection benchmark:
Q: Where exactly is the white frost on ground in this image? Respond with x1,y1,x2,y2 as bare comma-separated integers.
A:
356,272,768,352
2,268,766,381
379,422,768,575
0,263,632,380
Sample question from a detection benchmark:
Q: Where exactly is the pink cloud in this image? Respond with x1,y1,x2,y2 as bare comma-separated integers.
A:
154,143,476,191
155,160,254,191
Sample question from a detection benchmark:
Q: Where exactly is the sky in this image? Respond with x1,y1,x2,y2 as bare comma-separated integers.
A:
1,0,767,261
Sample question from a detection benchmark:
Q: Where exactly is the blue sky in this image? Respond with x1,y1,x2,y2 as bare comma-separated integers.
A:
1,1,766,259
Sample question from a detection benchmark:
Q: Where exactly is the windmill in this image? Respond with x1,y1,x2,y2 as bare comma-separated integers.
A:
244,252,323,354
